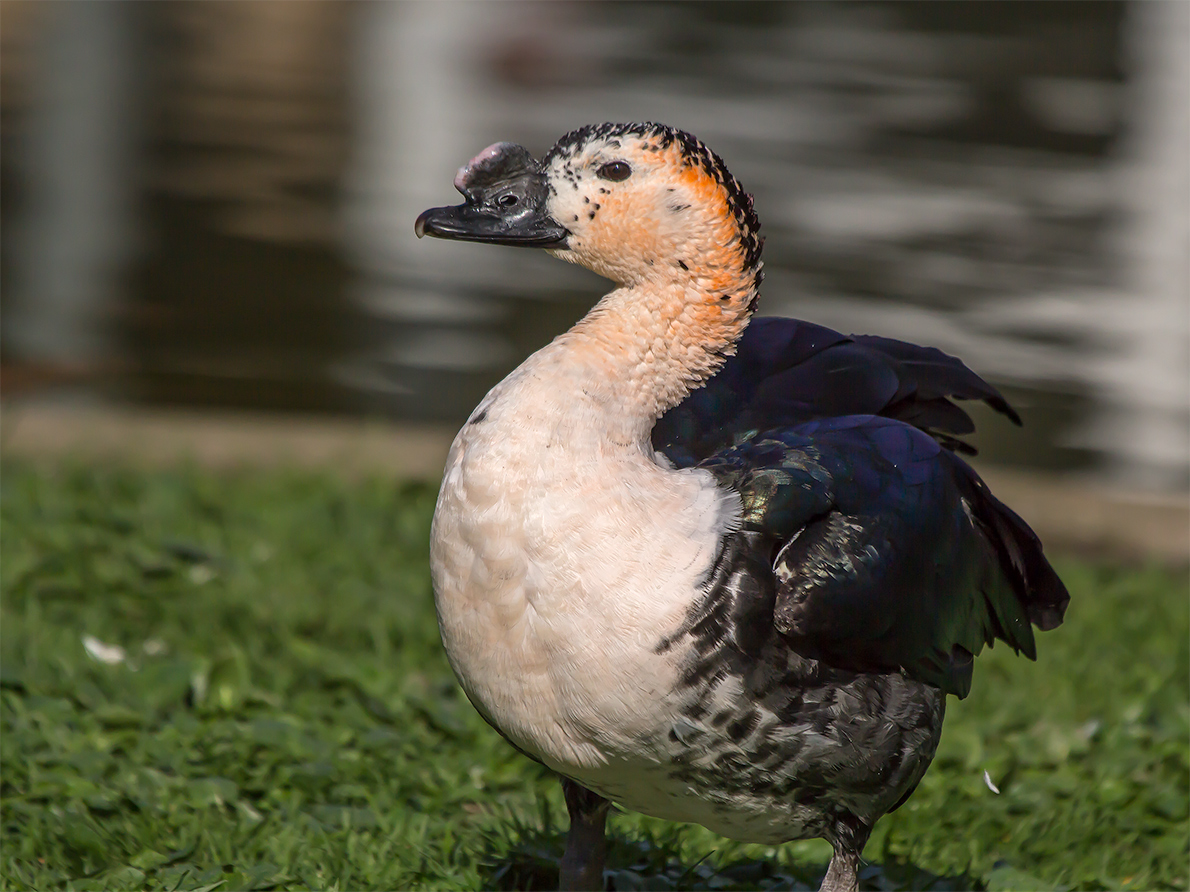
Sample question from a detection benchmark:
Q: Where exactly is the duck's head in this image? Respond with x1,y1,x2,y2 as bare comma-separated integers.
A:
416,122,763,299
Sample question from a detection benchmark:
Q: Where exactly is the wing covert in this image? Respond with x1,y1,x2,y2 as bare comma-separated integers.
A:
654,316,1020,467
701,415,1069,698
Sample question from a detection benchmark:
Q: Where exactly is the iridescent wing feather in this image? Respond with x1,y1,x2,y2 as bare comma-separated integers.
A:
654,317,1068,698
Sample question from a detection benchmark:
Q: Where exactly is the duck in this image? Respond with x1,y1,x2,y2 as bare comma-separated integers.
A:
415,122,1069,892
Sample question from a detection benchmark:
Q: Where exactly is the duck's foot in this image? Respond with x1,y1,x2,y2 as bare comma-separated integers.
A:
559,777,609,891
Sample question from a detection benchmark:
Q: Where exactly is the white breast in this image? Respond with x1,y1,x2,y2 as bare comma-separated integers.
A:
430,353,739,778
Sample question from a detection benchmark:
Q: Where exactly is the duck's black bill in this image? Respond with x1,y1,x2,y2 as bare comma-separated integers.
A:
415,142,569,248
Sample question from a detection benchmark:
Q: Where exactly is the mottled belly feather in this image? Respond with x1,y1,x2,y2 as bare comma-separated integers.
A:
597,530,947,845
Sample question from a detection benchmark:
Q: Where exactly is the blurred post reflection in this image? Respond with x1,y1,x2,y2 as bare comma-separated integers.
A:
1089,0,1189,488
127,0,356,411
2,0,139,394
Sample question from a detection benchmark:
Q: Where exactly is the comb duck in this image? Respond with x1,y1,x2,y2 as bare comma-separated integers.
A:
415,123,1069,892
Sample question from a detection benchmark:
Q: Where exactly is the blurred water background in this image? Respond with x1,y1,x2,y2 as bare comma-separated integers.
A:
2,0,1186,491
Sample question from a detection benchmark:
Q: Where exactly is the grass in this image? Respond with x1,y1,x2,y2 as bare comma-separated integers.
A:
1,461,1186,891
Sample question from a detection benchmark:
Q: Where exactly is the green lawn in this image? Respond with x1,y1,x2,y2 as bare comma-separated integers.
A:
1,462,1186,891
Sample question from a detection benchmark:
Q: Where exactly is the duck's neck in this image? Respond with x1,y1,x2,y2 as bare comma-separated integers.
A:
527,280,753,448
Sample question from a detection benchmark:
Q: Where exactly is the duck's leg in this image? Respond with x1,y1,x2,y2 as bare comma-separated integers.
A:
819,816,872,892
559,777,610,891
820,848,859,892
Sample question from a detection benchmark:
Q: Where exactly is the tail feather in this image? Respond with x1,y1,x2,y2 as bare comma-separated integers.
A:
956,462,1070,644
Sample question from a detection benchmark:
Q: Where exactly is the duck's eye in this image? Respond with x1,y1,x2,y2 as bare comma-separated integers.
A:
597,161,632,182
497,194,520,208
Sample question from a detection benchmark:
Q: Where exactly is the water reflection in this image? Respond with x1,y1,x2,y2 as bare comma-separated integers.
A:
1,1,1185,488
